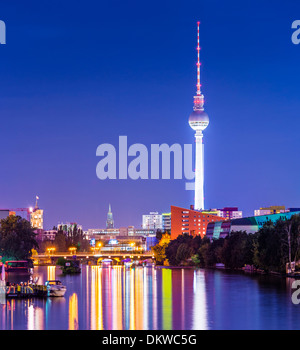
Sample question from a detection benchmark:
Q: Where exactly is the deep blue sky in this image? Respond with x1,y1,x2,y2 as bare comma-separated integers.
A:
0,0,300,230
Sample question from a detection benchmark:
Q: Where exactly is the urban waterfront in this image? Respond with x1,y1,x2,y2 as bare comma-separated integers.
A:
0,265,300,330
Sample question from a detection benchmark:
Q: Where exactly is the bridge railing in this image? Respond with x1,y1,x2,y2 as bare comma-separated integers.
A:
33,251,154,258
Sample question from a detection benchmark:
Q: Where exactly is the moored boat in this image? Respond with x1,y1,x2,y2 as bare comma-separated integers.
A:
4,260,32,273
101,258,112,267
45,280,66,297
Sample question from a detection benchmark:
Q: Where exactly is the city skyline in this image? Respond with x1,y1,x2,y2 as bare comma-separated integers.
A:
0,0,300,230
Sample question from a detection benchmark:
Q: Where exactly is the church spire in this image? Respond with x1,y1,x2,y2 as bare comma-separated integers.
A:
106,204,114,228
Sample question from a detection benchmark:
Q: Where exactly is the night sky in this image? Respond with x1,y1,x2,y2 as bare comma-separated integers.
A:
0,0,300,230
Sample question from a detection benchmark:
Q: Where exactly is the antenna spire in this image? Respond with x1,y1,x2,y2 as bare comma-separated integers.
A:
196,21,201,95
193,21,204,111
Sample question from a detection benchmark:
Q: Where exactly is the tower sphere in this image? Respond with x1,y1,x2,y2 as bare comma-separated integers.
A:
189,110,209,131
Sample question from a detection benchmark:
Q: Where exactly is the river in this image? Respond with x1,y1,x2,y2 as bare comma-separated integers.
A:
0,265,299,330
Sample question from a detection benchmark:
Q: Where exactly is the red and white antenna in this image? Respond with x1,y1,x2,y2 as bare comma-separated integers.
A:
193,21,204,111
196,21,201,96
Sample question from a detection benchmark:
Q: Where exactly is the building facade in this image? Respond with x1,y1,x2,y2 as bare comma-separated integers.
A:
170,205,226,240
216,207,243,220
162,212,171,231
31,209,44,230
87,226,157,239
36,229,57,241
254,205,287,216
142,212,163,230
206,211,300,240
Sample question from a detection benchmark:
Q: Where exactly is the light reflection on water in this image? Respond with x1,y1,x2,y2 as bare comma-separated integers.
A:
0,265,299,330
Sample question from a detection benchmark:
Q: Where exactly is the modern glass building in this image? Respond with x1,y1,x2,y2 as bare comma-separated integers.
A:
206,211,300,240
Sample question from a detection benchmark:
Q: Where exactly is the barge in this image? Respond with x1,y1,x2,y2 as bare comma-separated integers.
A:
5,283,48,298
4,280,66,298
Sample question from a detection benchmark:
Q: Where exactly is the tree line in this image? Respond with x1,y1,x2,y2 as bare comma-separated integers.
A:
0,216,90,262
38,224,90,253
152,214,300,274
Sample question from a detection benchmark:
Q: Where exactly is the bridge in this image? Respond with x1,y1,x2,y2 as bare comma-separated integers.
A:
32,251,155,265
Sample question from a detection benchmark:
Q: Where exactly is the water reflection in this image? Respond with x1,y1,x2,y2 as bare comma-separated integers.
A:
0,266,299,330
69,293,78,330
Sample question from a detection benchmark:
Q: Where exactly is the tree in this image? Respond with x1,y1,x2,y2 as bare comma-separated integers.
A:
253,220,292,273
221,231,250,269
152,244,168,265
53,231,67,252
165,234,202,266
0,215,38,261
175,243,193,265
152,233,171,265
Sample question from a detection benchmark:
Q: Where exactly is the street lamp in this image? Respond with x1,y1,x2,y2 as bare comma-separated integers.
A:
69,247,76,255
47,247,55,255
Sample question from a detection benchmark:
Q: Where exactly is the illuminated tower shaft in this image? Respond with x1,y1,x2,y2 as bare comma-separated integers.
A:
194,131,204,210
188,22,209,211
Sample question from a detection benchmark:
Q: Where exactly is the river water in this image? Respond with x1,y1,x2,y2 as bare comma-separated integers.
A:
0,265,299,330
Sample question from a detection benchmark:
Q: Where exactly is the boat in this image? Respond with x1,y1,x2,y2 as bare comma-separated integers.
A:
122,258,133,268
142,259,154,267
101,258,112,267
45,280,67,297
6,282,48,298
4,260,31,273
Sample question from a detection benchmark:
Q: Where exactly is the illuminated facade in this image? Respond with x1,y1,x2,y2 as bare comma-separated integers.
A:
254,205,287,216
30,209,44,230
170,205,226,240
207,211,300,240
87,227,156,238
215,207,243,220
142,212,163,230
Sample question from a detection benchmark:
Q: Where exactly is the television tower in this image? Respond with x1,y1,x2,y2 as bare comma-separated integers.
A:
189,22,209,211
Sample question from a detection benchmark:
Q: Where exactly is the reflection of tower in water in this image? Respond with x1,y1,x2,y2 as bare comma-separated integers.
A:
47,266,56,281
69,293,79,330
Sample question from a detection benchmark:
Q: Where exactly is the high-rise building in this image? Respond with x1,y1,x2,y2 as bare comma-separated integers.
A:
142,212,163,230
106,204,114,228
188,22,209,211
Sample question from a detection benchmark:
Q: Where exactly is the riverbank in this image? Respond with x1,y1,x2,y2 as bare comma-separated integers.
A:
154,263,298,279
